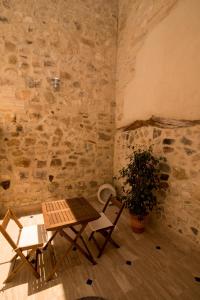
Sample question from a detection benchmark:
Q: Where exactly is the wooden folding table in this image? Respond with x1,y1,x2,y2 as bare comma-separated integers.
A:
42,197,100,281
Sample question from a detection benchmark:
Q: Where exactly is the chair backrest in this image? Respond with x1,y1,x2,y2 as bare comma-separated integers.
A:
0,209,23,250
102,195,125,226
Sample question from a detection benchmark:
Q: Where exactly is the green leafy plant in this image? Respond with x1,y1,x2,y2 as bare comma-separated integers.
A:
118,147,166,218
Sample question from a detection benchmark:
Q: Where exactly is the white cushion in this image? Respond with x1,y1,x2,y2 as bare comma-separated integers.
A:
18,224,47,249
89,212,113,232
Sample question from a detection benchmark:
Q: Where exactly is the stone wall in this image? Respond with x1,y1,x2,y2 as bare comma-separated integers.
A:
114,123,200,245
0,0,117,214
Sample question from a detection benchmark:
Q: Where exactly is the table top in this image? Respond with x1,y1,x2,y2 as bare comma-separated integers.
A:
42,197,100,231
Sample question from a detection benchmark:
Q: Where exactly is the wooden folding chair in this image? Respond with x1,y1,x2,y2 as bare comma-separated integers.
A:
88,196,125,258
0,209,47,283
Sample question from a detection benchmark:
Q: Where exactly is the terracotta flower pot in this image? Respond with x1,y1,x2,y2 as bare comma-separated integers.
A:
130,212,149,233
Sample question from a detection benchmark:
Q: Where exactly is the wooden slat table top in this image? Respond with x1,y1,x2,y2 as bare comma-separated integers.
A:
42,197,100,231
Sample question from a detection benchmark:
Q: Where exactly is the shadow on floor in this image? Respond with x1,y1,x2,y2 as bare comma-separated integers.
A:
0,250,62,296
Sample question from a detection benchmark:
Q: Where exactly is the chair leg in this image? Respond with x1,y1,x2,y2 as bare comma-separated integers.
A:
91,234,101,251
35,248,42,273
4,259,25,283
88,231,94,241
10,253,18,263
109,237,120,248
99,230,120,248
4,249,38,283
97,230,113,258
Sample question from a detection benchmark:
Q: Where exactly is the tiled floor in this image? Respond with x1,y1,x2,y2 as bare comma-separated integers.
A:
0,202,200,300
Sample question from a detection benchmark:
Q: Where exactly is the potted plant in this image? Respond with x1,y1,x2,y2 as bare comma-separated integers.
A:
118,146,167,233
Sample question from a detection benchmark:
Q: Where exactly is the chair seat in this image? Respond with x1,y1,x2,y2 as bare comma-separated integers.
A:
89,212,113,232
18,224,47,250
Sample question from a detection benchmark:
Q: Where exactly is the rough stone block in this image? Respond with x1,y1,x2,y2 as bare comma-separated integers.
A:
172,167,188,180
0,16,8,23
50,158,62,167
163,146,174,153
98,133,111,141
37,160,47,168
15,158,31,168
180,136,192,145
163,138,175,145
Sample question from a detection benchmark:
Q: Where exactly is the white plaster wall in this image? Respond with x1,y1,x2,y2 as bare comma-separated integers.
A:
122,0,200,126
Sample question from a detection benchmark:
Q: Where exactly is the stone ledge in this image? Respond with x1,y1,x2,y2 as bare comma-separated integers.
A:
119,116,200,132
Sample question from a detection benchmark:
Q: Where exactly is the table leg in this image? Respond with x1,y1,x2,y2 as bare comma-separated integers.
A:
69,226,97,265
43,230,58,251
46,223,87,281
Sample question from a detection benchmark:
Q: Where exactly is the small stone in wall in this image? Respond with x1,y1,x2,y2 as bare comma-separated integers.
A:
5,41,16,52
36,125,43,131
163,138,175,145
100,79,108,86
73,81,80,88
26,40,33,45
129,136,134,144
12,150,23,156
16,125,23,132
192,153,200,162
25,138,36,146
74,21,81,30
19,172,29,180
68,155,78,160
79,158,89,166
98,133,111,141
0,16,8,23
76,182,86,190
87,63,97,72
54,128,63,137
60,71,71,80
48,181,59,192
15,158,31,168
2,0,11,9
191,227,198,235
65,184,72,190
163,146,174,153
160,182,169,189
37,160,47,168
180,136,192,146
50,158,62,167
90,181,97,188
15,89,31,101
81,37,95,48
65,162,76,167
35,171,47,180
153,129,161,139
172,167,188,180
7,139,20,147
160,174,169,181
44,91,56,104
159,162,170,173
8,55,17,64
1,180,10,190
184,148,196,156
20,62,29,69
44,60,55,67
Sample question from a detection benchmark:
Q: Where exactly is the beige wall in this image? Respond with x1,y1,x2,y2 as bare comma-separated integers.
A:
115,0,200,245
0,0,117,213
117,0,200,127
